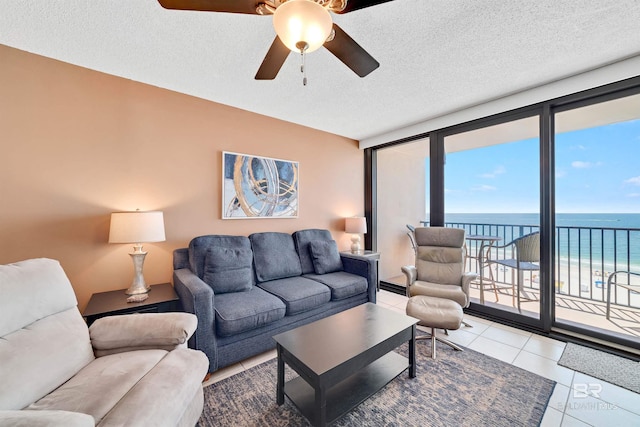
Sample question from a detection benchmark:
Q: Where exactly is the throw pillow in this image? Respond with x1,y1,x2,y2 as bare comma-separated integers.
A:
249,232,303,282
309,240,343,275
202,247,253,293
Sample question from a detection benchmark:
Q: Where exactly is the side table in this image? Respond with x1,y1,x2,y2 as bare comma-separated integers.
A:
341,250,381,291
83,282,179,326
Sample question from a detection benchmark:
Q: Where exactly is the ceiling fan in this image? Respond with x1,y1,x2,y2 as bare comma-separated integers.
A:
157,0,394,81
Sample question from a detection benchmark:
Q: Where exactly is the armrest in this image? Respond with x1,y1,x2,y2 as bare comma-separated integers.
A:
89,312,197,357
401,265,417,296
0,410,94,427
341,255,377,303
461,272,478,296
173,268,217,371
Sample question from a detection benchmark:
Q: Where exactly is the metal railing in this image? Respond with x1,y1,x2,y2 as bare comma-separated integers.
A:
426,221,640,310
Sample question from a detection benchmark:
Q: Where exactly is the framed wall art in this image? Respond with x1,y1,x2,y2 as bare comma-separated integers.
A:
222,151,299,219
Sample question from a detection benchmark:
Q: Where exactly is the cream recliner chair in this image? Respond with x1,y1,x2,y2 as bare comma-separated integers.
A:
401,227,477,325
0,258,208,426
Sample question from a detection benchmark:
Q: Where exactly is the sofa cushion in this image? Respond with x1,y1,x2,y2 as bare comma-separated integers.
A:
202,246,253,293
27,349,167,423
188,235,251,279
96,349,208,426
0,308,95,411
27,348,208,427
215,287,286,337
257,276,331,315
250,232,302,282
304,272,368,300
0,410,94,427
309,240,343,274
293,229,333,274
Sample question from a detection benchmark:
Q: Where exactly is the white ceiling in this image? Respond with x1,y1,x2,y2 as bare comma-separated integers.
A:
2,0,640,142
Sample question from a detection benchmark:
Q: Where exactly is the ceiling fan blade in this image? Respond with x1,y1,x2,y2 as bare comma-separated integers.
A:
255,37,291,80
157,0,259,14
324,24,379,77
334,0,396,14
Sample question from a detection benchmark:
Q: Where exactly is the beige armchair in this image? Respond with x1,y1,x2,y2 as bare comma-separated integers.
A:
401,227,477,322
0,258,208,426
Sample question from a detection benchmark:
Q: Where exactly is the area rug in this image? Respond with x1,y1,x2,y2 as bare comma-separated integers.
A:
558,342,640,394
198,341,555,427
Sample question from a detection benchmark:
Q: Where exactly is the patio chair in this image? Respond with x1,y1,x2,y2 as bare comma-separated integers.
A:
606,270,640,320
483,231,540,313
401,227,477,326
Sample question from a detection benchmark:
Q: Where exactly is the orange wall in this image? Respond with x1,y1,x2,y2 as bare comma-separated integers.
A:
0,44,364,310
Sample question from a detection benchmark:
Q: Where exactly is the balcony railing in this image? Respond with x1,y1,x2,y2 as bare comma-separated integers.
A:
432,221,640,311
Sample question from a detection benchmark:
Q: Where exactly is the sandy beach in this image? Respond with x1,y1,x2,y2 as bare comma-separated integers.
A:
491,262,640,306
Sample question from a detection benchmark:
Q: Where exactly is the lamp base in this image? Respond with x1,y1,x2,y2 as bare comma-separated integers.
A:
125,284,150,296
350,234,362,254
125,249,151,295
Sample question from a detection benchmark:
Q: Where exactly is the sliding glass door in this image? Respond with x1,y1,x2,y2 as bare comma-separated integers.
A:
443,115,541,321
367,76,640,352
553,92,640,346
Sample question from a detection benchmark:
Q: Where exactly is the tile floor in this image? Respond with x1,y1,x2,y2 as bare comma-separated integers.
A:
203,290,640,427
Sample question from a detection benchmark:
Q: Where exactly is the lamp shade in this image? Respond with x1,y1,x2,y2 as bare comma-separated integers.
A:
345,217,367,234
273,0,333,53
108,211,166,244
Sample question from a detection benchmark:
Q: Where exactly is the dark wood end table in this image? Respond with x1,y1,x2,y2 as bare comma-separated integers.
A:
83,282,179,326
273,303,417,427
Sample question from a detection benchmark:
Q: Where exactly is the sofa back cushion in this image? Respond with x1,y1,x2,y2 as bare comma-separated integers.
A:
0,259,94,410
292,229,333,274
250,232,302,282
188,235,252,279
309,240,343,274
0,258,78,336
202,247,253,293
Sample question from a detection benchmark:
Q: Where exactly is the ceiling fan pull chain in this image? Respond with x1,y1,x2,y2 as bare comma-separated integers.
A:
296,41,309,86
301,50,307,86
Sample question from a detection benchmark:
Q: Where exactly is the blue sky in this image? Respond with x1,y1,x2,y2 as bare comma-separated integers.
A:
443,119,640,213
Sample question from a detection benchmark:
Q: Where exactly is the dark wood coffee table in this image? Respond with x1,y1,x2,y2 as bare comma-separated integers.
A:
273,303,418,427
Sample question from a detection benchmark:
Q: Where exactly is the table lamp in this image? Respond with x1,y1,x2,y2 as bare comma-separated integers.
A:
108,210,166,295
345,216,367,254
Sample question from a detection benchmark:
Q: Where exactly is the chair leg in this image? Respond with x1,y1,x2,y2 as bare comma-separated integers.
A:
431,327,437,358
486,264,500,303
517,269,523,313
462,320,473,328
416,328,464,359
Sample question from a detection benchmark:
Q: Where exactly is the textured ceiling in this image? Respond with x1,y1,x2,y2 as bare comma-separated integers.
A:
1,0,640,142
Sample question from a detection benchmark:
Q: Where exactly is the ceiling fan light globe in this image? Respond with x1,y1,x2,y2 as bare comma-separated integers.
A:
273,0,333,53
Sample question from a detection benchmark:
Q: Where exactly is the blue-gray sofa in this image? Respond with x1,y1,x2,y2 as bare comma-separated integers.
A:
172,229,377,372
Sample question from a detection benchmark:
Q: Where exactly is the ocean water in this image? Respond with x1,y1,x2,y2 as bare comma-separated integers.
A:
438,213,640,271
443,213,640,229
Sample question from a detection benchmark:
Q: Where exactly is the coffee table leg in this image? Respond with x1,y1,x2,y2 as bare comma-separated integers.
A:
315,386,326,427
409,324,416,378
277,344,284,405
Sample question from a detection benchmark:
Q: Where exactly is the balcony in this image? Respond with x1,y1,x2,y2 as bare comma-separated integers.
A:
386,221,640,343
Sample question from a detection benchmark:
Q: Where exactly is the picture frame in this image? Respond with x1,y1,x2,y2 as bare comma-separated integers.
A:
222,151,299,219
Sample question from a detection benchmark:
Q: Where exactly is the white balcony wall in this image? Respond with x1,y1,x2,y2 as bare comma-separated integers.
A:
376,139,428,281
